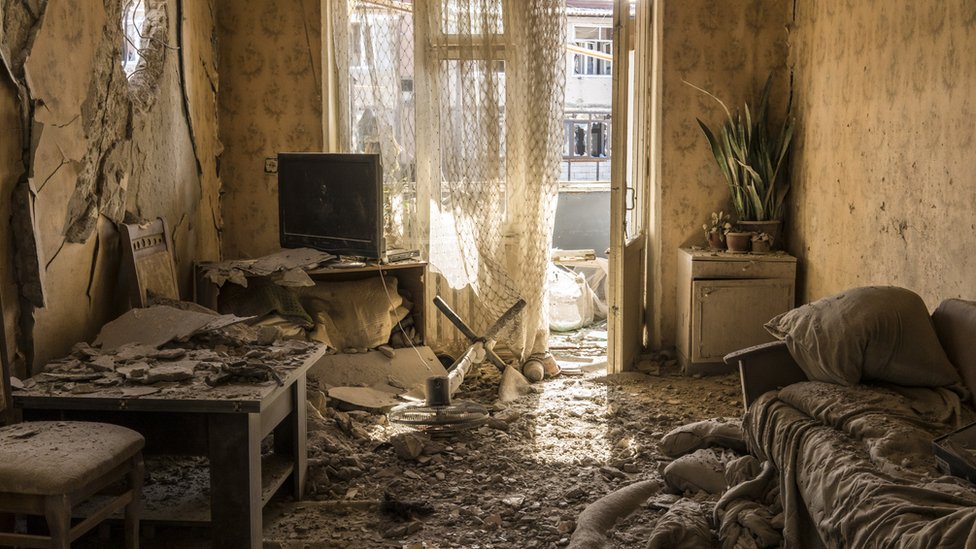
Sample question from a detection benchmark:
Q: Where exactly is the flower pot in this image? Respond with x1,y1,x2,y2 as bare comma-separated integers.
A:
737,220,781,249
725,232,753,253
751,239,772,253
706,232,726,251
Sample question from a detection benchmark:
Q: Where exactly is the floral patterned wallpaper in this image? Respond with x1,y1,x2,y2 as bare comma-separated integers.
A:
655,0,791,347
787,0,976,308
217,0,323,259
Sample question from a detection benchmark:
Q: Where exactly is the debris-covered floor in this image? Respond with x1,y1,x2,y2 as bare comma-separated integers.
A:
78,359,741,548
270,366,741,548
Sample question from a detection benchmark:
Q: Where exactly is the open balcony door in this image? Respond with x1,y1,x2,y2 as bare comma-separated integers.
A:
608,0,648,373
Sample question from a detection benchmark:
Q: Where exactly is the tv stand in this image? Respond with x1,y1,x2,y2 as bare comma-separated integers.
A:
326,258,367,269
194,257,429,344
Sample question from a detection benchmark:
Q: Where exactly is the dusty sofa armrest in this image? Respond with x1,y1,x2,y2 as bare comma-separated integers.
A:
724,341,808,410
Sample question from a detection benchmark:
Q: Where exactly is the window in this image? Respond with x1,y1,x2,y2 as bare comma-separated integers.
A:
572,25,612,76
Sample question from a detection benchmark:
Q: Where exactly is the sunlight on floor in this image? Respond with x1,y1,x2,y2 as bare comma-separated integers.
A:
530,322,613,465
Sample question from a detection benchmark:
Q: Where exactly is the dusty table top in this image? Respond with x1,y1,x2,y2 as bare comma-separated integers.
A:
13,336,326,413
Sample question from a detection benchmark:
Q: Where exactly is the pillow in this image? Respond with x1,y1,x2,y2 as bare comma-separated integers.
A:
764,286,959,387
659,418,746,458
932,299,976,396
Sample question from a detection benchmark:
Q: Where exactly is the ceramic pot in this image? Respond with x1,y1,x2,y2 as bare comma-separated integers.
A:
706,232,726,251
751,239,772,253
737,220,781,249
725,232,753,253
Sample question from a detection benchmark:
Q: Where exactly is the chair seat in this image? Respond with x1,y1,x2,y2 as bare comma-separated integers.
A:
0,421,144,496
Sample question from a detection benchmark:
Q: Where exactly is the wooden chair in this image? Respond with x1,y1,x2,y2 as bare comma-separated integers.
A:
0,421,145,548
120,218,179,308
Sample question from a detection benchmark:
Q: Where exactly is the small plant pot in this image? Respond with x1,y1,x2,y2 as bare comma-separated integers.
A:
706,232,726,251
725,232,753,253
737,220,781,249
751,239,772,253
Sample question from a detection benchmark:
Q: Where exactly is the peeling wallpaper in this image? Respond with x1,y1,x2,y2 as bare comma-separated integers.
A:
0,0,223,371
655,0,791,347
217,0,323,259
787,0,976,308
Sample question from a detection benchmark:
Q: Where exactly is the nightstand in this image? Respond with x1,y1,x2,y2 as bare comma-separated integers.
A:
676,248,797,375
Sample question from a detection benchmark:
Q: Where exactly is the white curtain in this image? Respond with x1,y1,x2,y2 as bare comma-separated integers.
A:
333,0,567,360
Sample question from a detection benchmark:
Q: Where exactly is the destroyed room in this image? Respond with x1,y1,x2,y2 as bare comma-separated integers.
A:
0,0,974,547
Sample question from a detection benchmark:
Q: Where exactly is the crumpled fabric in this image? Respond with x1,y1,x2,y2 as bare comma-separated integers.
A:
660,417,747,458
664,447,741,494
715,459,783,549
745,381,976,548
646,498,715,549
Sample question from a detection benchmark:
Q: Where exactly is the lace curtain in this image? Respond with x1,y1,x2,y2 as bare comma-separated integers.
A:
332,0,567,360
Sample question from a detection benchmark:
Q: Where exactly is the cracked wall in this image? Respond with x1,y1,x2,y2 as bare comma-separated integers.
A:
654,0,791,347
787,0,976,307
0,0,222,371
216,0,323,259
0,58,24,407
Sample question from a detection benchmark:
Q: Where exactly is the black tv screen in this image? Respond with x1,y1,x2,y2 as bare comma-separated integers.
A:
277,153,383,258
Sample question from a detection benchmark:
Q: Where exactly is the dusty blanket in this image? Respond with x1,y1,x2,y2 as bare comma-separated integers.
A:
744,381,976,548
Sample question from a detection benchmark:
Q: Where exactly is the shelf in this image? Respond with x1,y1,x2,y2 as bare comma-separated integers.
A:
73,453,296,526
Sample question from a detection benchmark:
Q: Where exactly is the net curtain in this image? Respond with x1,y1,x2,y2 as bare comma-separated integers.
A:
332,0,567,361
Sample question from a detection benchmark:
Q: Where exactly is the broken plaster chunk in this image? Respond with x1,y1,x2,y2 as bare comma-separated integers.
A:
116,362,151,380
391,432,429,460
150,348,187,360
71,342,101,358
113,344,159,362
257,325,280,346
146,361,200,381
328,385,400,413
88,355,116,372
498,365,532,403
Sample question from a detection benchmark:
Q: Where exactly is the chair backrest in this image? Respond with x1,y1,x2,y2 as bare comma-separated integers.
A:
120,218,179,308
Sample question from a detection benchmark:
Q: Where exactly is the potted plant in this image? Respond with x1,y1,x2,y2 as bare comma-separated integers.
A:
688,72,794,249
703,211,732,250
751,231,772,253
725,227,753,253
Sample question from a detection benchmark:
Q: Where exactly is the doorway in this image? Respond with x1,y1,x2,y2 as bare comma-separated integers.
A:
548,0,648,375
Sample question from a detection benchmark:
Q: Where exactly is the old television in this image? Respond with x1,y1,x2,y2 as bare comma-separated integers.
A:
277,152,383,259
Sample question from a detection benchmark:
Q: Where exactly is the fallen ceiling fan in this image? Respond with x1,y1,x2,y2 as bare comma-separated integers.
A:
389,297,526,434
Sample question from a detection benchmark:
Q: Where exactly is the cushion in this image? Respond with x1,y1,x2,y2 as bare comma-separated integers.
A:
663,447,740,494
764,286,959,387
0,421,144,495
932,299,976,396
659,418,746,458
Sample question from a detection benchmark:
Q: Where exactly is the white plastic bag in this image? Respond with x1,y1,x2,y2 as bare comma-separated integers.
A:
548,264,594,332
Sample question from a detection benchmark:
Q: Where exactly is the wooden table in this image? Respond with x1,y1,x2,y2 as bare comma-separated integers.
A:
14,344,326,549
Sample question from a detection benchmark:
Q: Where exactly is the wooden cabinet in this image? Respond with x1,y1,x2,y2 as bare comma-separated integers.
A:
676,248,796,375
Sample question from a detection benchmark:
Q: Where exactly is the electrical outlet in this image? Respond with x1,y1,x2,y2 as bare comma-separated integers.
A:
264,157,278,174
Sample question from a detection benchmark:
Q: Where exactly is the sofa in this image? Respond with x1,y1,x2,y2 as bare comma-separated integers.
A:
722,288,976,548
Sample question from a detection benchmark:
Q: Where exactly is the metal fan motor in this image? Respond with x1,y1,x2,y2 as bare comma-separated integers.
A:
389,376,488,434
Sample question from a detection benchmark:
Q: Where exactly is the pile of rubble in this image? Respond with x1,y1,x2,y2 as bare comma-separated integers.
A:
263,363,747,548
14,305,320,398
